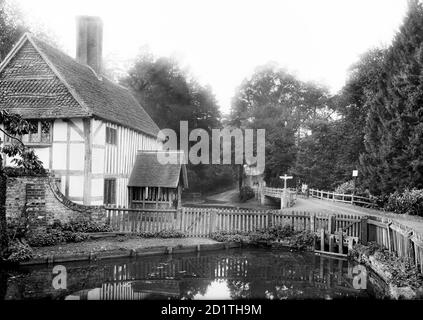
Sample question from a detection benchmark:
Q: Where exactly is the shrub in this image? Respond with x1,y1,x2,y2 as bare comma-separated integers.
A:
62,231,89,243
136,229,186,238
268,225,295,238
239,186,255,202
6,239,33,263
61,220,113,233
287,231,315,250
334,180,370,197
384,189,423,216
26,228,65,247
209,231,249,243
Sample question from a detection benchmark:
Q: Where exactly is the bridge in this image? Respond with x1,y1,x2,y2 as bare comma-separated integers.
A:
257,186,297,209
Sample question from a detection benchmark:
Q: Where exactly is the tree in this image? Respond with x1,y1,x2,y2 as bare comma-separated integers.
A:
0,110,44,259
0,0,25,61
360,0,423,195
230,63,331,186
122,52,235,193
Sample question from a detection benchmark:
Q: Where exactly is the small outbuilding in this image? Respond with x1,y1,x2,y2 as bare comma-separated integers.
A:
127,151,188,209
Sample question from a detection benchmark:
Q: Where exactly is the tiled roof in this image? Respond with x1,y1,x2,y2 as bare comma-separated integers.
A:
0,33,160,137
128,151,188,188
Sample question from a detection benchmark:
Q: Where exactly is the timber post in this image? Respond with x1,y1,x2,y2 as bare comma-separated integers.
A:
310,213,316,232
328,214,335,234
267,210,273,228
360,216,368,245
209,209,218,235
320,228,325,251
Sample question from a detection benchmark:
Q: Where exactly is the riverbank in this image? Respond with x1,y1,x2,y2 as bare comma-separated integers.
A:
21,237,222,265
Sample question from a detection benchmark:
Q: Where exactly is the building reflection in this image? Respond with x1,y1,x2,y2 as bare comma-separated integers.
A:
61,249,371,300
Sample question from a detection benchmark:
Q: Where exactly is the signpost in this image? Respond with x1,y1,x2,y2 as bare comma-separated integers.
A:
279,174,293,209
352,170,358,204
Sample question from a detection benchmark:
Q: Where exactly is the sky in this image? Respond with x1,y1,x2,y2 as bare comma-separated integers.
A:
13,0,409,114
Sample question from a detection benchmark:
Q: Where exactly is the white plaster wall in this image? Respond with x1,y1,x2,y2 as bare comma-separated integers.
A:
92,147,105,174
69,144,84,170
68,175,84,198
52,143,66,170
53,120,67,141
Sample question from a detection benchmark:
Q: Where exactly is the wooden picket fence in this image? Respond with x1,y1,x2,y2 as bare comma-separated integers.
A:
105,206,423,274
364,216,423,274
105,206,362,238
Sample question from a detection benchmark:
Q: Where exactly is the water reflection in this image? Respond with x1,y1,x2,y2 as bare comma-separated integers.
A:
2,248,386,300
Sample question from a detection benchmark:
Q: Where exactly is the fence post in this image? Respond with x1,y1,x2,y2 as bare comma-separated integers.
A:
310,213,316,232
267,210,273,228
328,215,335,234
351,194,354,205
209,209,217,235
320,228,325,251
360,216,368,245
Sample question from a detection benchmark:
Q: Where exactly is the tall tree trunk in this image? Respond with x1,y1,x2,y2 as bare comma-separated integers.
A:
0,173,8,260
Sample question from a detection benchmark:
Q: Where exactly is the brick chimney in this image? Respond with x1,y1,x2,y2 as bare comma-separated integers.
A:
76,16,103,75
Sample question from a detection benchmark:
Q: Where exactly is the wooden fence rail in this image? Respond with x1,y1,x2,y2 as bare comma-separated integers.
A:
309,188,376,208
105,206,362,238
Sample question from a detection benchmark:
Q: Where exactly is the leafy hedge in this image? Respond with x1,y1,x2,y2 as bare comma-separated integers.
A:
136,229,186,238
210,225,314,250
384,189,423,216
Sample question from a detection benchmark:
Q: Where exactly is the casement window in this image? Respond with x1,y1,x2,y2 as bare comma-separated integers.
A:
105,127,117,145
4,120,52,145
104,178,116,205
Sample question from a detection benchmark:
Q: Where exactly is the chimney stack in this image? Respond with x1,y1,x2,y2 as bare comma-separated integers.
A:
76,16,103,75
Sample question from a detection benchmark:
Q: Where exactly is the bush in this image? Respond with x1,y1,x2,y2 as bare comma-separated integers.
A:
287,231,315,250
384,189,423,216
209,231,249,243
62,231,89,243
6,240,33,263
61,220,112,233
239,186,255,202
136,229,186,238
268,225,295,238
26,228,65,247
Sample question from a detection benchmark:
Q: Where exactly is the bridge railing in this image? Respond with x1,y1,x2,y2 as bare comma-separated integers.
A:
309,188,377,208
262,186,297,208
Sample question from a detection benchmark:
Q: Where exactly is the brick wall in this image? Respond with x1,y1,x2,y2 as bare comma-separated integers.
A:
6,175,106,229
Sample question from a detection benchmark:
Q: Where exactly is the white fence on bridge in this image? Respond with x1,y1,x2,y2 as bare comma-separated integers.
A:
309,188,376,208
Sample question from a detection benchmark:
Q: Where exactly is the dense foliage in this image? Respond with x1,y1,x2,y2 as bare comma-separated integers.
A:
359,1,423,195
122,53,236,193
230,63,332,186
210,225,314,250
351,242,423,290
384,189,423,216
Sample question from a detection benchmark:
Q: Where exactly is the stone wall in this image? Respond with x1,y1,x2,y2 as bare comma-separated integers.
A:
6,174,106,229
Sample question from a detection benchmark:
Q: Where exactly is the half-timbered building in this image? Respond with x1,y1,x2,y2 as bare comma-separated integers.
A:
0,16,162,206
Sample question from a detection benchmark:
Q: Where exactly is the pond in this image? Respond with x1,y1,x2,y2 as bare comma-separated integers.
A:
0,248,388,300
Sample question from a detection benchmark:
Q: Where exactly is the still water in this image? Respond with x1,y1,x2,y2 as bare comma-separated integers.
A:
0,248,387,300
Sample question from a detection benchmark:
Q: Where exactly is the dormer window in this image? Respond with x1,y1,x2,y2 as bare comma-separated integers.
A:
5,120,52,145
106,127,117,145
